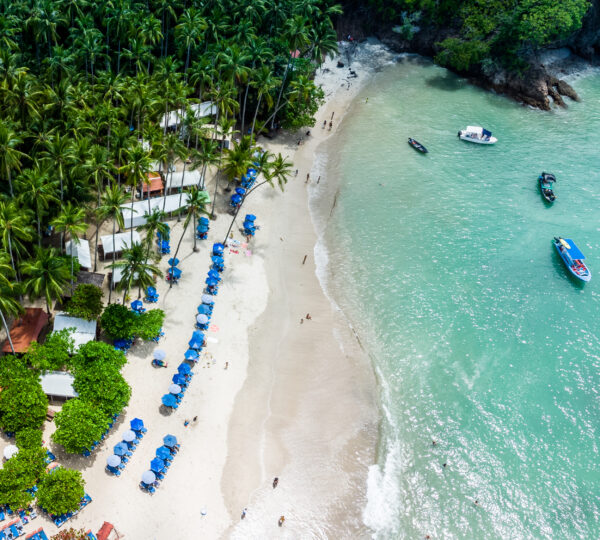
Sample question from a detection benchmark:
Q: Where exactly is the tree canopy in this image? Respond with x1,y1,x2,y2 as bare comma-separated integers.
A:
36,468,85,516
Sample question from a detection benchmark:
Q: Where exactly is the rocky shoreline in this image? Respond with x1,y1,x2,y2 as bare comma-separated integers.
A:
338,1,600,110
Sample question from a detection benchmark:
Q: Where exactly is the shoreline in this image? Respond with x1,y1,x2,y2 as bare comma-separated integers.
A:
222,41,398,537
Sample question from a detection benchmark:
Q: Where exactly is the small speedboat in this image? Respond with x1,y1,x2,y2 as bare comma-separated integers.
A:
457,126,497,144
408,138,428,153
554,237,591,282
539,172,556,203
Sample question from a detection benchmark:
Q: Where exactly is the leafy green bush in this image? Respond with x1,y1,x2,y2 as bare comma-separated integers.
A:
24,329,74,372
0,379,48,433
71,341,127,373
435,38,490,71
37,468,85,516
100,303,136,340
73,371,131,418
52,399,109,454
65,284,104,321
16,427,43,450
136,309,165,340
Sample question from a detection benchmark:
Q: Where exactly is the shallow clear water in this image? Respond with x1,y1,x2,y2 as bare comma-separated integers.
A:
318,56,600,539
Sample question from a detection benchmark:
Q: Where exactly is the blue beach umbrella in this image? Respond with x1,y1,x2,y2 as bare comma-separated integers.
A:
206,277,218,287
107,455,121,467
122,429,136,442
168,257,180,266
114,442,128,456
245,214,256,222
212,243,224,255
141,470,156,485
161,394,177,407
197,304,211,315
235,187,246,196
230,194,242,205
199,217,209,225
177,363,191,375
207,269,220,280
153,349,166,361
248,168,257,177
146,286,157,295
197,225,208,232
211,255,224,265
156,446,171,460
131,299,143,311
201,294,214,305
163,434,178,448
184,348,200,360
168,267,182,279
130,418,144,432
169,384,181,394
172,374,186,385
150,457,165,473
196,314,209,326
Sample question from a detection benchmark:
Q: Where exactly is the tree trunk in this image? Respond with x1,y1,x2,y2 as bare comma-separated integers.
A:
193,213,197,252
271,59,291,129
109,220,115,303
7,234,16,275
251,93,263,135
177,161,187,221
169,221,188,288
7,168,13,198
0,309,14,354
130,191,135,245
36,210,41,247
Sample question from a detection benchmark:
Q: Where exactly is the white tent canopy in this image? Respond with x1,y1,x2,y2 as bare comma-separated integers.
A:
65,239,92,270
121,195,187,228
41,371,79,399
164,170,202,191
101,231,141,256
160,101,216,129
53,312,97,349
112,266,153,286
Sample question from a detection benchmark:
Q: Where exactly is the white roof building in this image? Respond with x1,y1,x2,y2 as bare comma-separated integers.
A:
100,231,141,256
121,195,188,228
41,371,78,400
164,170,203,191
65,239,92,271
53,312,97,349
160,101,217,129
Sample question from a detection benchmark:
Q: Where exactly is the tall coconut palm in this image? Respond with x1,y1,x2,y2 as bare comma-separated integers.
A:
137,207,168,260
250,66,280,135
0,250,23,354
51,202,89,294
21,247,71,315
15,165,59,246
161,132,186,212
109,242,161,302
169,187,210,288
0,121,27,198
175,8,207,78
222,135,255,186
120,143,152,244
39,133,76,202
99,183,128,302
192,138,219,190
0,200,34,277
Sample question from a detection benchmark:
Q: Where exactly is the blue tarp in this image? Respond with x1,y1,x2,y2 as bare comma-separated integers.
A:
161,394,177,407
563,239,586,260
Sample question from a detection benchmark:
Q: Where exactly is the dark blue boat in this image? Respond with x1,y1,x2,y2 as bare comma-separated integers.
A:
539,172,556,203
554,237,591,282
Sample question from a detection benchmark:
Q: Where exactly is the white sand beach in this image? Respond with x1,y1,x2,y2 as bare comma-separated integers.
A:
1,40,395,539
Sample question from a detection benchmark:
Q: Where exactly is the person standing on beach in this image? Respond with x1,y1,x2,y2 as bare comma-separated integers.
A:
278,516,285,527
241,508,247,519
328,121,333,131
273,477,279,488
323,120,326,128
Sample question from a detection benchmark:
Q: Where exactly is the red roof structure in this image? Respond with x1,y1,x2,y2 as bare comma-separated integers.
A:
1,308,49,353
141,172,163,198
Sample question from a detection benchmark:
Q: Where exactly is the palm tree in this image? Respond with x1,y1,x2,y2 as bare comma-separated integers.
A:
0,121,27,197
0,200,34,277
39,134,76,202
21,247,71,315
137,207,168,260
99,183,128,302
109,242,161,302
175,8,207,78
161,133,186,211
120,143,152,244
15,165,59,246
250,66,280,135
222,135,255,187
51,203,89,294
169,187,210,288
192,138,219,189
0,250,23,353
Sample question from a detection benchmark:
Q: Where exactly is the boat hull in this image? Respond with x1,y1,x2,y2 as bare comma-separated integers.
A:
539,178,555,203
408,138,428,153
554,242,591,282
458,133,497,144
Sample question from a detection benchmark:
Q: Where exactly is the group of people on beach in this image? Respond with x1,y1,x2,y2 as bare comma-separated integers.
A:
241,477,284,527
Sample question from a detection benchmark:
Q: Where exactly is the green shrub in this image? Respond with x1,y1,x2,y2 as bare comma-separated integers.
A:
24,329,74,372
100,303,136,340
71,341,126,373
0,379,48,433
16,427,43,450
73,371,131,418
65,284,103,321
136,309,165,340
435,38,490,71
37,468,85,516
52,399,109,454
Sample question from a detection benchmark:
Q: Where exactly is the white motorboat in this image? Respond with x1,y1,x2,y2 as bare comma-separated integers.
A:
457,126,497,144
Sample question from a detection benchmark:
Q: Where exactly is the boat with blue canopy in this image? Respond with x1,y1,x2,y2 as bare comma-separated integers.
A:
458,126,497,144
553,237,591,282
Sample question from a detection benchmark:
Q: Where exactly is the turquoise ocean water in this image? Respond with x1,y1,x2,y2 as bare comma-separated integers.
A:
316,57,600,538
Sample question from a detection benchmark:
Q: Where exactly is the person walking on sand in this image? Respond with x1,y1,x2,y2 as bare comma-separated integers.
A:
306,313,312,320
278,516,285,527
192,416,198,424
241,508,247,520
323,120,326,128
225,361,229,369
273,477,279,488
328,121,333,131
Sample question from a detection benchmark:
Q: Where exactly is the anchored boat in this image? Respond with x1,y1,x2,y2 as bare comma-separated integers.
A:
458,126,497,144
408,138,428,153
554,237,591,282
539,172,556,203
